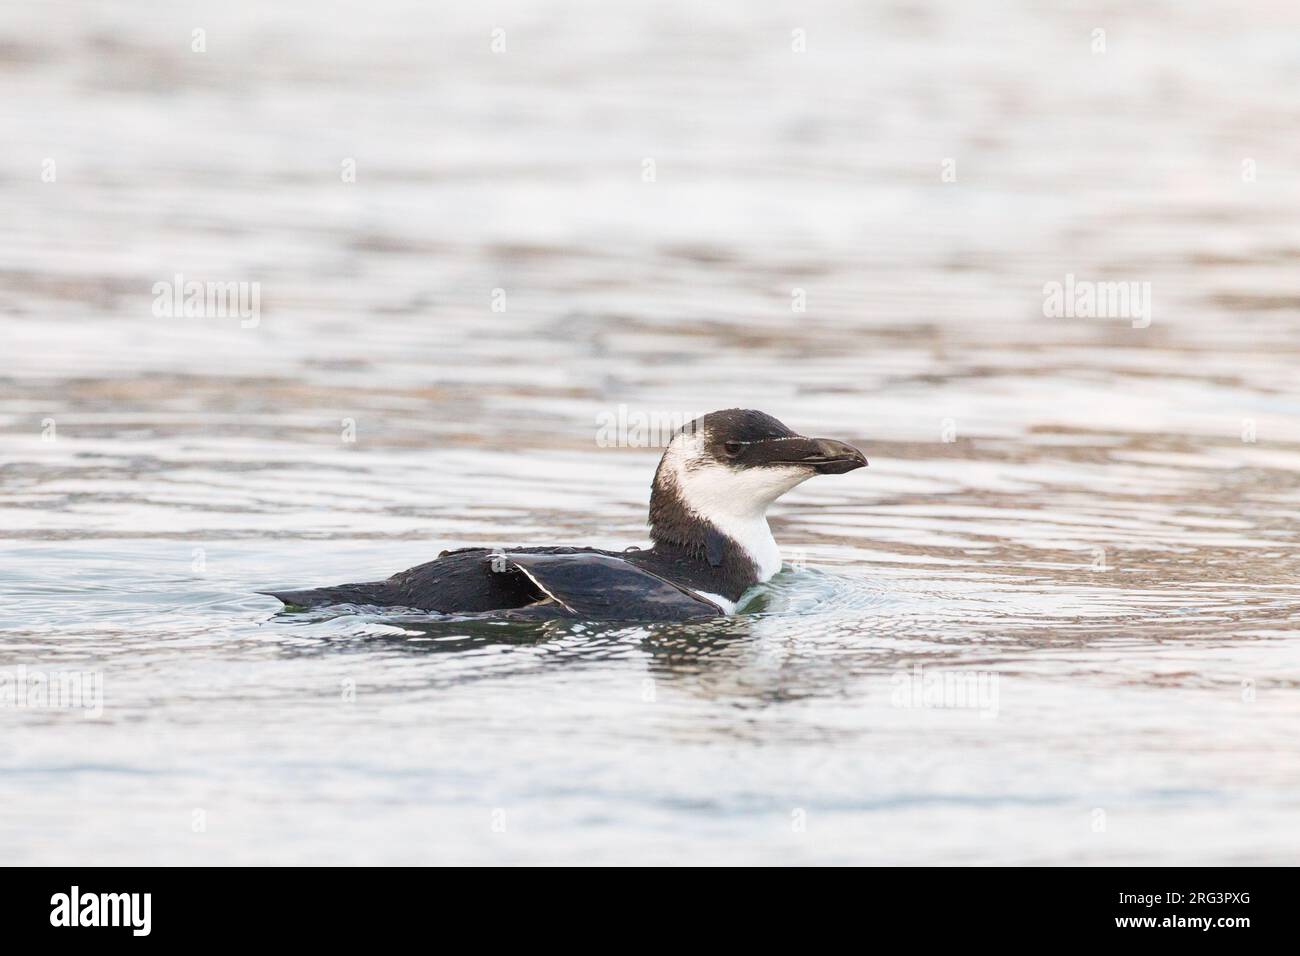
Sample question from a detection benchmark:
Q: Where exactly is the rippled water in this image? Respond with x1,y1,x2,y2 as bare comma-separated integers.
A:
3,0,1300,864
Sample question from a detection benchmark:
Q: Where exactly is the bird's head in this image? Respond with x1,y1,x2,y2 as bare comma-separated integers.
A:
648,409,866,554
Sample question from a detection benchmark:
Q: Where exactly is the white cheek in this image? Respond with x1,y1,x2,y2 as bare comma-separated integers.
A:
729,465,813,507
665,443,811,582
679,462,811,517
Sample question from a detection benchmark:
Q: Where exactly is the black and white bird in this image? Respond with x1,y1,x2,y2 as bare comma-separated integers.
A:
261,409,866,621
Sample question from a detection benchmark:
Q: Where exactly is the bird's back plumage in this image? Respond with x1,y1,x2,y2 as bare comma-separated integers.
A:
261,546,722,620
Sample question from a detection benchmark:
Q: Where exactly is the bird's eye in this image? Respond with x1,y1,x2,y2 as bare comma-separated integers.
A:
723,441,743,457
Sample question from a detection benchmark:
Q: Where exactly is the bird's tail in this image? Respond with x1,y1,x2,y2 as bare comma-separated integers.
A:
258,582,395,608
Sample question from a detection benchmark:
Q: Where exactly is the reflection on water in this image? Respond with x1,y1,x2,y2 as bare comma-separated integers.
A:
2,0,1300,863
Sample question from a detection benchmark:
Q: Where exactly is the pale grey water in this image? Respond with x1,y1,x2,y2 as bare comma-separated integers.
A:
2,0,1300,864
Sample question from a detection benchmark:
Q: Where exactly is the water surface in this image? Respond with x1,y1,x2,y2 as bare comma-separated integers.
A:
2,0,1299,864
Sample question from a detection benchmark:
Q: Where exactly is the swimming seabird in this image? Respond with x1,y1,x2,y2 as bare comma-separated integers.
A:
261,409,866,621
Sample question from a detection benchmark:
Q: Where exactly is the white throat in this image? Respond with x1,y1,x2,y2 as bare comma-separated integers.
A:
659,435,812,582
705,505,783,582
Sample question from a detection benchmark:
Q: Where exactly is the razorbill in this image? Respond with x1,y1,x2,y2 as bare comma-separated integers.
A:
261,409,866,621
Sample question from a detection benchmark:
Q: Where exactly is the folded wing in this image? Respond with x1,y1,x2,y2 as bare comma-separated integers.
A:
263,547,721,621
503,551,721,621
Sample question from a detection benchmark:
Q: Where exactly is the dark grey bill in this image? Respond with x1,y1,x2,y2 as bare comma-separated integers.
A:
755,436,867,474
